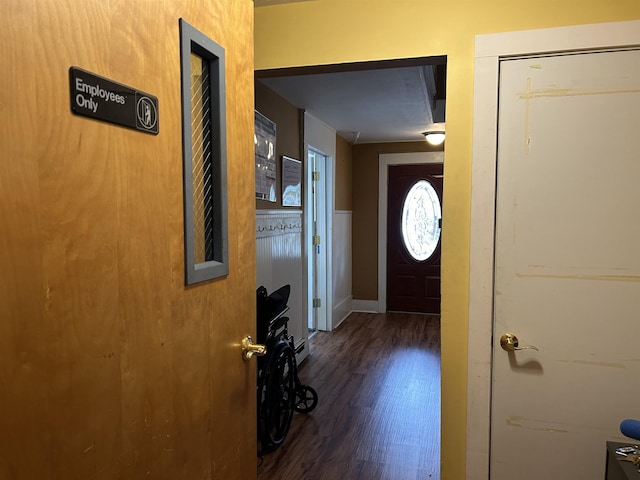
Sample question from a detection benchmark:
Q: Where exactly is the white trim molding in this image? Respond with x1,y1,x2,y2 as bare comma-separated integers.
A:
304,112,336,331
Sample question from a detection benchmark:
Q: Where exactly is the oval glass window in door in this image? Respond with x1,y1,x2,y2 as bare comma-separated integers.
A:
401,179,442,261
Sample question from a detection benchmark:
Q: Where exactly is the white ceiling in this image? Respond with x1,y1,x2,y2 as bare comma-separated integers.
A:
258,64,446,144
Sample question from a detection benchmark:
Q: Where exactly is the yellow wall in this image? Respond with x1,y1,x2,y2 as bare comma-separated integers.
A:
255,2,640,479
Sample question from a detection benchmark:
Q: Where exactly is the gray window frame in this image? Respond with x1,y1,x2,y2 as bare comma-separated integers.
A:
180,18,228,285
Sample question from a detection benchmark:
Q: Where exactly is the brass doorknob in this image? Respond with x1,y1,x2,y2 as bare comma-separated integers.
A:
241,335,267,360
500,333,539,352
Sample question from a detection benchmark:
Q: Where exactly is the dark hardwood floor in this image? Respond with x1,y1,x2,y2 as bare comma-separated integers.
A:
257,311,441,480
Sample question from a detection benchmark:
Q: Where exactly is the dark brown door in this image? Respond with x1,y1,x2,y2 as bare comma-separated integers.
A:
387,164,443,313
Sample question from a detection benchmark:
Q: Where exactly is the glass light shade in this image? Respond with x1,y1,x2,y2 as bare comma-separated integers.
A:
425,132,445,146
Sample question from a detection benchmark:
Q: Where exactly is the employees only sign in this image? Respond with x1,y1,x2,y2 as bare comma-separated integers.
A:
69,67,158,135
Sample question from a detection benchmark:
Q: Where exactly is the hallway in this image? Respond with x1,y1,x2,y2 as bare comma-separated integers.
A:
257,311,441,480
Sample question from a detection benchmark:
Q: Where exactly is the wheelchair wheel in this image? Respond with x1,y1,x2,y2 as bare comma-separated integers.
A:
294,385,318,413
257,340,296,453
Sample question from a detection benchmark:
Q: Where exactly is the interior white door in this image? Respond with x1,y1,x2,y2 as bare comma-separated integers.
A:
309,148,327,331
491,49,640,479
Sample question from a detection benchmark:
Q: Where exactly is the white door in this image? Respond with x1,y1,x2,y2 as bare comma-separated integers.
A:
491,49,640,479
308,148,328,331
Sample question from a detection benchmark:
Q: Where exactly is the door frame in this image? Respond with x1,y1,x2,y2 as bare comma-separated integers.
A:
466,19,640,480
306,147,328,331
304,112,336,331
377,152,443,313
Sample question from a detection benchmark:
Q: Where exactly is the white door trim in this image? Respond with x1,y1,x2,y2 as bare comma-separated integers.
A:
377,152,444,313
304,112,336,331
308,148,329,330
467,19,640,480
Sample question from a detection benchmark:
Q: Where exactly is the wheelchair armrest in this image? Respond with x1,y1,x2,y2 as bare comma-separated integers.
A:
270,315,289,333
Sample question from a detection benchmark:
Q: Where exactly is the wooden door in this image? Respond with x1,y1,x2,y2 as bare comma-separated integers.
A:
387,164,443,314
0,2,256,479
491,49,640,479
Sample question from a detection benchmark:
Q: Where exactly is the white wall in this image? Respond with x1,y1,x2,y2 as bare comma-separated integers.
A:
256,210,307,361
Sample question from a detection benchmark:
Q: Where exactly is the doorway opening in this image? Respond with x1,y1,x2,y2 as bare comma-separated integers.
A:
378,152,444,313
255,54,447,477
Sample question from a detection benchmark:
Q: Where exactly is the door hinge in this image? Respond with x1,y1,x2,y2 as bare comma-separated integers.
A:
313,298,322,308
312,171,321,181
313,235,321,246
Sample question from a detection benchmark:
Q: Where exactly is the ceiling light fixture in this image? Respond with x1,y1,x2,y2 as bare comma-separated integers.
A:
424,131,445,145
423,122,446,146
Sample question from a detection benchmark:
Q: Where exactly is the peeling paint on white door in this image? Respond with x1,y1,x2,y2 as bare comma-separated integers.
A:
491,49,640,480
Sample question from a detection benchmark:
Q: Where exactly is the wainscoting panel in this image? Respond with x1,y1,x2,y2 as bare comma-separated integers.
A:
332,211,352,329
256,210,307,361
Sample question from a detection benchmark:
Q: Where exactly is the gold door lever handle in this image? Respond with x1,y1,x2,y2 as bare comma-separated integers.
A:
500,333,539,352
241,336,267,360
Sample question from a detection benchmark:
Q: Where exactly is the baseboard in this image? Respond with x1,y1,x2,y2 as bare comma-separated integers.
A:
332,295,352,331
352,299,379,313
333,309,352,330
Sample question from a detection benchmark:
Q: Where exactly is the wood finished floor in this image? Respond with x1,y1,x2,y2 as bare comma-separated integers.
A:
257,311,441,480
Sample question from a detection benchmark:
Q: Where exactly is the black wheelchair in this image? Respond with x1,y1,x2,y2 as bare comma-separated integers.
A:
256,284,318,454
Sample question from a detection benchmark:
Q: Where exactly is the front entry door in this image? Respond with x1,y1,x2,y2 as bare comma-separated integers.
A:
387,164,443,314
1,2,256,479
491,49,640,479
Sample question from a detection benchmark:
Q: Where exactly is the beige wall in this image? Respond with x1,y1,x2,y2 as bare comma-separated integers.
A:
255,82,354,213
255,3,640,479
335,135,353,211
